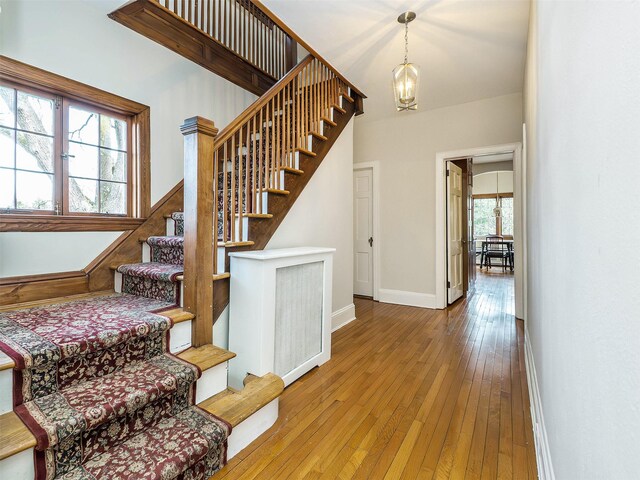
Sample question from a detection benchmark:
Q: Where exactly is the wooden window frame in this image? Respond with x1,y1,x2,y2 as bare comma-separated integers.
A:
472,193,514,239
0,56,150,232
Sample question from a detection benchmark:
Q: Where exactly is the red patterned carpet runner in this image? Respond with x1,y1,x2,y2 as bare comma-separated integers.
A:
0,293,230,480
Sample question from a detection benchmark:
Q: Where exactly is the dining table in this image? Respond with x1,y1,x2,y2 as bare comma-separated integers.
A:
478,239,514,271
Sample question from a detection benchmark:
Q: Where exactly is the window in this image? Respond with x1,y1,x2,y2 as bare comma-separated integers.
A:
0,56,150,231
473,194,513,237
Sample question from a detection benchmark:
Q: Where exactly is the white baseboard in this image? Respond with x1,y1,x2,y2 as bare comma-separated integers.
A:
331,303,356,332
378,288,437,309
524,327,555,480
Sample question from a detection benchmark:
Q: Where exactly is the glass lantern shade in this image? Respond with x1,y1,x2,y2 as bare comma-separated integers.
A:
393,62,419,111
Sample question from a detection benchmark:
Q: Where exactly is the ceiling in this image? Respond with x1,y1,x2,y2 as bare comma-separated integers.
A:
263,0,530,122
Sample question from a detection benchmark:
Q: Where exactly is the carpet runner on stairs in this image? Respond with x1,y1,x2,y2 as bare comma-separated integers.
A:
0,293,231,479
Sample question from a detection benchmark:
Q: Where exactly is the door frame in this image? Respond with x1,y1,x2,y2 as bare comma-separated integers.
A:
435,142,525,318
353,162,381,301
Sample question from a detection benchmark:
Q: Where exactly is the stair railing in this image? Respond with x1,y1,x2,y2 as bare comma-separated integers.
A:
213,54,348,259
180,53,354,346
156,0,297,79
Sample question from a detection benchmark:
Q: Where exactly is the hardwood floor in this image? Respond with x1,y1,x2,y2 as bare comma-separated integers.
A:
214,270,537,479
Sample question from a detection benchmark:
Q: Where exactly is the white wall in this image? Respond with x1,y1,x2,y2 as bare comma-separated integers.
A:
267,119,354,325
0,0,256,277
524,1,640,478
354,93,522,297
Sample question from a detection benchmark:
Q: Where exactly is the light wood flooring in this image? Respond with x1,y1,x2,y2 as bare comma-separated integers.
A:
214,270,537,479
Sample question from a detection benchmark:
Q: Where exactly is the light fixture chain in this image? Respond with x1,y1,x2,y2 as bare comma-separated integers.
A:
404,19,409,64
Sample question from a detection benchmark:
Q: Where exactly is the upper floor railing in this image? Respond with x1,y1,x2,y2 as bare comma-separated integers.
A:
157,0,296,80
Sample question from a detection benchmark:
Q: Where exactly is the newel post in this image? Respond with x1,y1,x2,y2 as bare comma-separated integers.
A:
181,116,218,347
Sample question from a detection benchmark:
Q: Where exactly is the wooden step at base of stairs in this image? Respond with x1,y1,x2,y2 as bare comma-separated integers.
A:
175,272,231,282
198,373,284,428
0,343,237,462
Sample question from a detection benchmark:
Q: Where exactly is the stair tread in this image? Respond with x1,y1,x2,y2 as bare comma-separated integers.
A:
217,241,255,247
295,147,317,157
198,373,283,427
17,353,200,450
309,130,328,141
177,344,235,371
175,272,230,282
240,213,273,218
321,116,337,127
281,167,304,175
265,188,290,195
341,91,355,103
116,262,183,281
331,103,347,114
0,411,36,461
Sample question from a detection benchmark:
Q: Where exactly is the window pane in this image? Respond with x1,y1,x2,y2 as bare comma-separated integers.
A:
0,86,15,128
69,106,99,145
69,142,99,179
100,181,126,214
501,197,514,236
16,131,54,173
100,114,127,151
0,168,15,208
0,128,15,168
17,91,54,136
69,177,98,212
100,149,126,182
16,171,53,210
474,198,497,237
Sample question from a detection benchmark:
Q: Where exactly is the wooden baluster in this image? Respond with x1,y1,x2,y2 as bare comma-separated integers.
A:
224,0,228,48
230,133,236,242
194,0,199,28
181,116,218,347
258,108,264,213
284,82,289,168
269,97,274,188
245,122,250,214
222,141,228,243
217,0,221,40
213,146,219,275
274,91,280,189
296,73,301,152
251,116,257,213
237,128,243,243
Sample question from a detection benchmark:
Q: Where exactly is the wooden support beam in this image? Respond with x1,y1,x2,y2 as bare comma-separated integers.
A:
181,116,218,347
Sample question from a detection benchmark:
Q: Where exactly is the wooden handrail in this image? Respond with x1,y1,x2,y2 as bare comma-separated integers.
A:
250,0,366,99
216,55,314,146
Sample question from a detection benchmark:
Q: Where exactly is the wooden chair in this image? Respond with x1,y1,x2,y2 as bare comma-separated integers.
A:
483,235,510,271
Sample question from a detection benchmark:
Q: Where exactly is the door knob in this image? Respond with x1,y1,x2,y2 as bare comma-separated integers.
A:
368,237,373,247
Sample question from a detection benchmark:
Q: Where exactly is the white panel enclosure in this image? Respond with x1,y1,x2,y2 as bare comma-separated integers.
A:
228,247,335,389
274,262,324,377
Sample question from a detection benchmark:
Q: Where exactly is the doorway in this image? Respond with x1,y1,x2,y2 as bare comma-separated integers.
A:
436,143,524,317
353,162,380,300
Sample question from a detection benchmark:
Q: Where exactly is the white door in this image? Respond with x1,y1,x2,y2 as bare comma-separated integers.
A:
354,168,374,296
447,162,464,303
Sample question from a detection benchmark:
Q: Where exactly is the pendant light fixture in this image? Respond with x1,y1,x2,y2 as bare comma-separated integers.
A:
493,171,502,218
393,11,420,111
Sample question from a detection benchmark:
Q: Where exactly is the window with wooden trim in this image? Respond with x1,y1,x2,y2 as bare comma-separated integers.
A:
0,56,150,232
473,194,513,238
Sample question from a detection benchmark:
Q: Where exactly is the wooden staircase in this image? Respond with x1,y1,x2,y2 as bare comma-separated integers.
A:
0,1,364,478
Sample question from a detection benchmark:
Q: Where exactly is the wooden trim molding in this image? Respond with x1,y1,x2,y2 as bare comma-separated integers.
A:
0,215,145,232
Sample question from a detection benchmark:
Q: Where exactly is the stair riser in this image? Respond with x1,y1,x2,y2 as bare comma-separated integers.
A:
166,217,176,236
0,448,33,480
114,271,185,308
227,399,278,459
0,369,11,415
